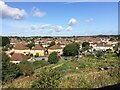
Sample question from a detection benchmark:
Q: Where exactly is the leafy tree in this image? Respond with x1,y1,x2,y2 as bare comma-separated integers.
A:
1,37,10,46
48,41,56,48
48,52,59,64
26,42,35,49
32,68,61,88
18,60,34,76
82,42,90,48
2,52,21,83
74,43,80,50
2,62,21,83
63,43,79,56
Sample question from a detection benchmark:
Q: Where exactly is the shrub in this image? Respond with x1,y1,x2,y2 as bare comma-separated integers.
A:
32,68,61,88
96,50,103,59
2,61,21,83
48,52,59,64
18,60,34,76
35,53,39,57
32,61,49,69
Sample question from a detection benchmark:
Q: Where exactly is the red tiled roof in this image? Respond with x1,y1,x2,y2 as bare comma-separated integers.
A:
14,43,29,50
97,43,112,47
31,44,44,50
11,53,28,61
49,45,62,50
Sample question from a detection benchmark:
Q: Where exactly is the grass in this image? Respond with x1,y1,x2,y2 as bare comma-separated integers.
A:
2,52,120,88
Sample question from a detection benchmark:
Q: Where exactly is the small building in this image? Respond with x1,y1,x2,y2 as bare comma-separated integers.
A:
30,44,45,56
13,43,30,54
10,53,29,64
48,44,63,55
92,43,113,51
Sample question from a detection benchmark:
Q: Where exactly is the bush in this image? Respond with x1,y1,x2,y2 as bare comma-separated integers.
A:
2,61,21,83
96,50,103,59
48,52,59,64
35,53,39,57
32,68,61,88
32,61,49,69
18,60,34,76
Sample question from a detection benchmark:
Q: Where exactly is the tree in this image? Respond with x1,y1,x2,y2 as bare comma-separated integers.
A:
2,52,21,83
82,42,90,48
1,37,10,46
26,42,35,49
48,52,59,64
48,41,56,48
18,60,34,76
63,43,79,56
82,42,90,52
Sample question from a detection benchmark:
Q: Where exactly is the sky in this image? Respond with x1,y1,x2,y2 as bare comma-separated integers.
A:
0,0,118,36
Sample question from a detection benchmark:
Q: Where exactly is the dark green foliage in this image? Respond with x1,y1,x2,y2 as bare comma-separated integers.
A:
48,41,56,48
48,52,59,64
18,60,34,76
2,62,21,83
82,42,90,47
35,52,39,57
74,43,80,50
96,50,104,59
32,68,61,88
32,61,49,69
26,42,35,49
2,44,13,51
63,43,79,56
1,37,10,46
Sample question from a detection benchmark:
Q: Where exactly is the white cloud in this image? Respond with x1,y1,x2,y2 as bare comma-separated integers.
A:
30,24,63,32
68,18,78,26
0,1,27,20
32,7,46,18
86,18,94,23
66,26,73,31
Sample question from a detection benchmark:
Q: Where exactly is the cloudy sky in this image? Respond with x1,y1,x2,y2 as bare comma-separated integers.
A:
1,0,118,36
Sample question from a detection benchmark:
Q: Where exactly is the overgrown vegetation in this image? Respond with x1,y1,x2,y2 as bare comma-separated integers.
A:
48,52,59,64
32,68,61,88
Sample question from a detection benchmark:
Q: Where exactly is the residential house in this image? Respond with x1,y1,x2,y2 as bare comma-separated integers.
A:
13,43,30,54
10,53,29,64
31,44,45,56
48,44,63,55
92,43,113,51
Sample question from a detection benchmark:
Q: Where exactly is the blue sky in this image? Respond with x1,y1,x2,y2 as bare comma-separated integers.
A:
1,1,118,36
